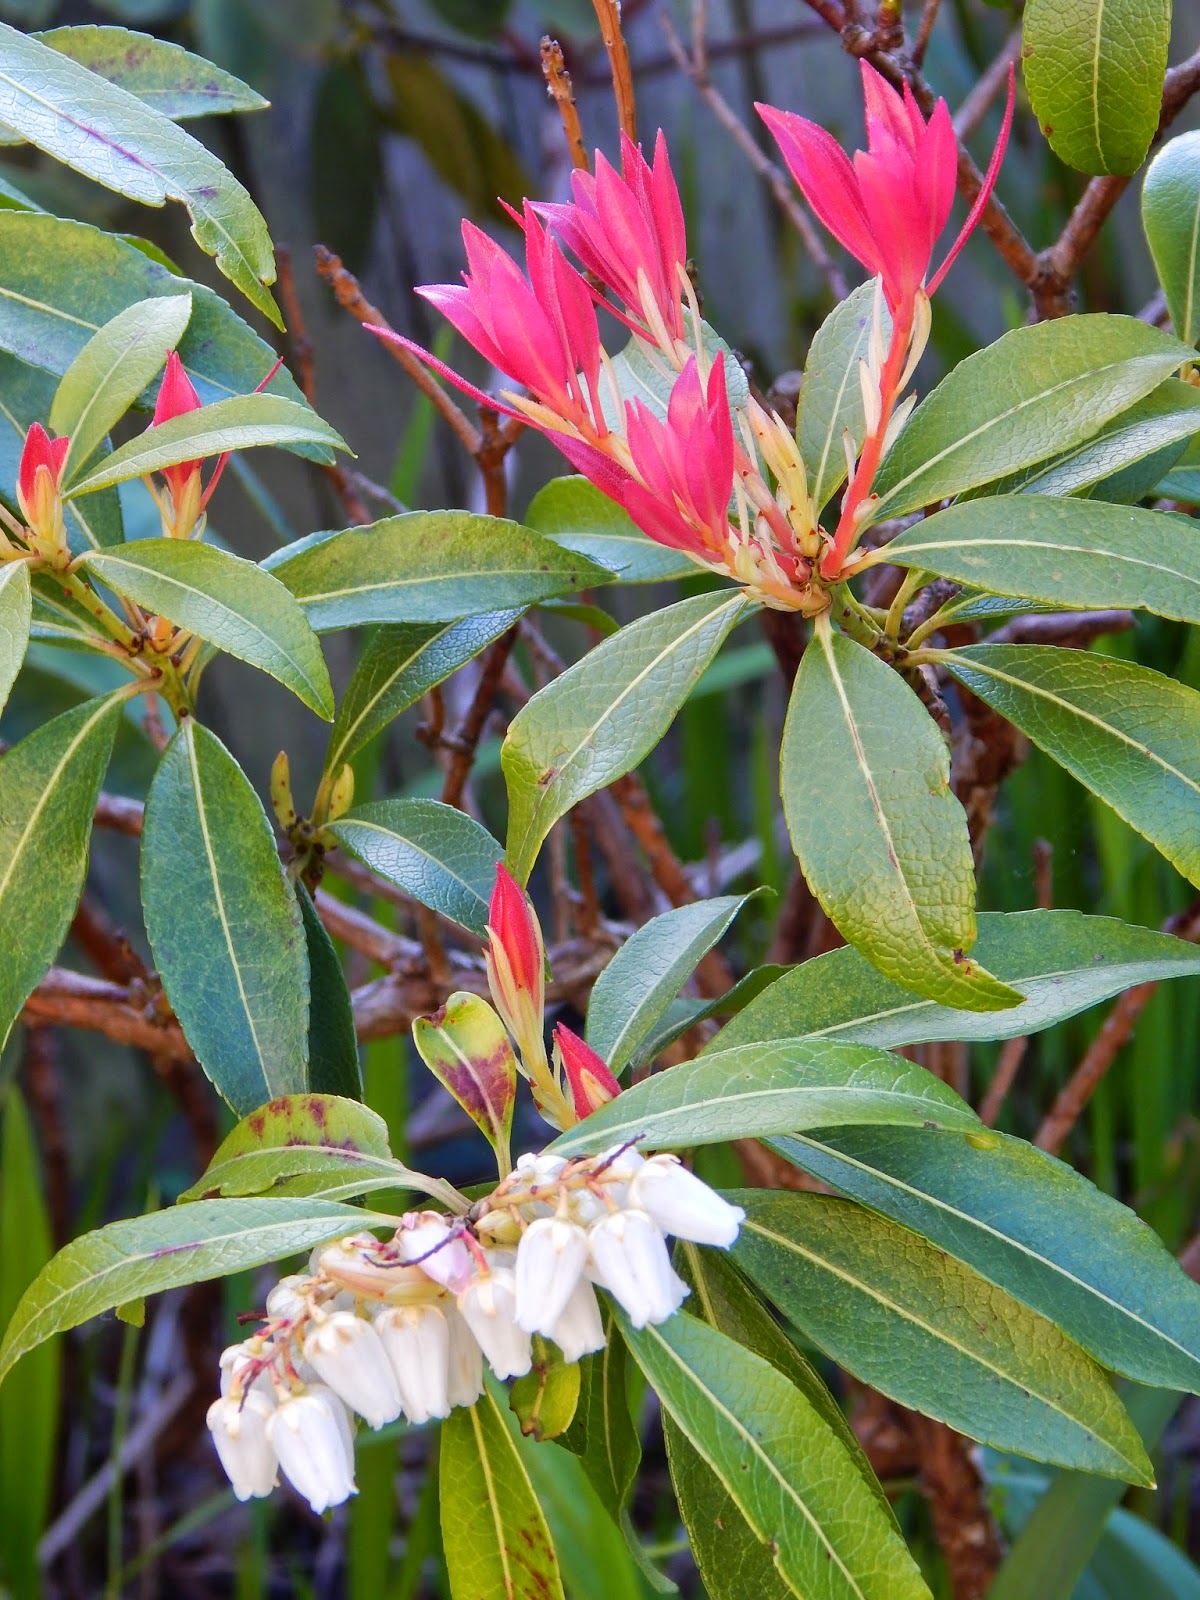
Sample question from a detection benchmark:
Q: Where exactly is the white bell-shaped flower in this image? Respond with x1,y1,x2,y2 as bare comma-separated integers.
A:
309,1232,380,1277
303,1311,403,1429
396,1214,475,1294
266,1387,356,1513
587,1208,688,1329
458,1264,532,1379
374,1303,452,1424
550,1277,607,1363
219,1341,273,1399
207,1391,278,1500
514,1216,589,1336
265,1274,311,1323
630,1156,745,1248
445,1305,485,1407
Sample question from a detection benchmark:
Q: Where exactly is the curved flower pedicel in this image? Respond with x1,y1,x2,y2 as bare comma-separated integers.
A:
759,62,1014,577
368,139,827,613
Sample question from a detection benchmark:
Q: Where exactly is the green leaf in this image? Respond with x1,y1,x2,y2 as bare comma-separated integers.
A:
510,1336,582,1441
627,966,790,1069
178,1092,464,1209
872,318,1191,518
560,1306,640,1519
524,475,698,585
66,393,346,496
413,993,515,1166
0,22,280,325
602,317,749,426
0,1196,384,1387
733,1192,1153,1482
325,611,521,777
586,894,756,1076
0,1088,59,1599
298,885,362,1102
1143,132,1200,347
782,617,1019,1010
938,645,1200,887
511,1430,645,1600
266,512,610,633
0,213,308,412
547,1036,979,1158
0,691,121,1052
0,560,31,716
622,1307,931,1600
716,909,1200,1051
1003,383,1200,497
884,495,1200,625
142,721,310,1116
503,591,749,884
79,541,334,718
1023,0,1171,175
440,1388,566,1600
797,277,890,512
777,1126,1200,1393
36,23,267,119
329,799,502,936
49,293,191,480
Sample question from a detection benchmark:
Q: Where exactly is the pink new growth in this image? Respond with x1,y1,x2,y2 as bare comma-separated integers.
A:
17,422,69,513
553,1024,621,1120
487,864,544,1006
152,351,204,503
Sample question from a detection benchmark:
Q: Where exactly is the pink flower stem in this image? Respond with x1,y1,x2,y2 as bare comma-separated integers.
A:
821,299,914,582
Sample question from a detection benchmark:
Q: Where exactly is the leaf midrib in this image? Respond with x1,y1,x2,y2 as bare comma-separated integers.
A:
892,533,1200,597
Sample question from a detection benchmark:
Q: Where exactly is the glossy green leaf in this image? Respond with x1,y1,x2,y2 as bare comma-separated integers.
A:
884,496,1200,625
504,591,749,884
777,1125,1200,1393
50,293,191,479
1143,132,1200,347
266,512,610,633
0,560,31,716
325,611,521,777
1158,433,1200,500
329,798,502,936
0,1196,385,1387
413,992,516,1165
797,277,890,512
782,617,1018,1010
939,645,1200,887
142,721,310,1116
510,1426,645,1600
622,1307,931,1600
67,393,345,495
1023,0,1171,175
178,1093,464,1210
586,894,755,1076
0,691,121,1052
716,909,1200,1051
0,23,280,324
510,1337,582,1441
37,23,267,120
0,213,307,413
560,1306,640,1519
627,966,790,1069
548,1036,979,1158
298,885,362,1102
524,475,698,584
733,1192,1153,1482
602,316,749,426
0,1088,59,1599
79,541,334,718
1004,383,1200,497
872,318,1190,518
440,1389,566,1600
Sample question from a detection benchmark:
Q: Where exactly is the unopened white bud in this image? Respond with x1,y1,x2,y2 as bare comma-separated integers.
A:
207,1391,278,1500
630,1157,745,1248
266,1275,311,1323
396,1213,474,1294
515,1216,588,1336
445,1305,485,1407
310,1232,382,1277
588,1209,688,1330
303,1312,403,1430
550,1278,606,1363
458,1265,532,1379
375,1303,452,1423
267,1387,356,1514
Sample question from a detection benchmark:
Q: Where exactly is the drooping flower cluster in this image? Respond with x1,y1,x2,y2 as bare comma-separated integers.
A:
208,1145,743,1511
376,67,1010,592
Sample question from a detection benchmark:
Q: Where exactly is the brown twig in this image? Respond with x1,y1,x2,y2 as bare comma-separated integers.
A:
989,609,1136,648
313,245,483,457
953,28,1023,141
1036,901,1200,1155
541,37,590,171
909,0,941,70
662,6,849,302
591,0,637,141
441,625,521,810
